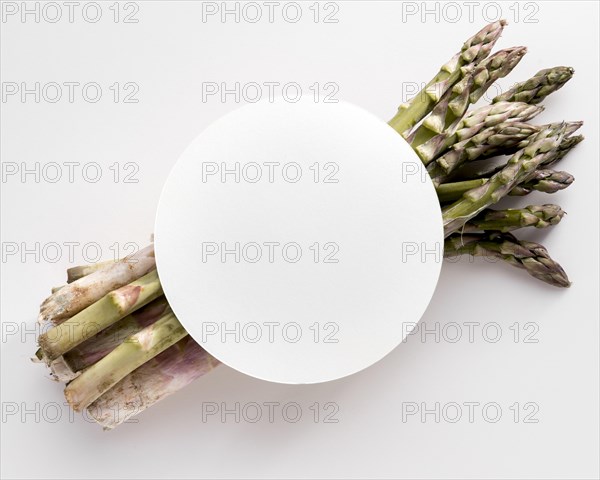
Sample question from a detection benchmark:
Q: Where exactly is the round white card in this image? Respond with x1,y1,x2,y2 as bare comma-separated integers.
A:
155,98,443,384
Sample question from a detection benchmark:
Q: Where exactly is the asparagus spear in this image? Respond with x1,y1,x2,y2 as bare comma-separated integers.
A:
64,306,187,412
493,66,574,104
38,244,156,325
444,232,570,287
88,336,220,430
67,259,120,283
38,270,163,362
410,46,527,146
511,170,574,195
437,169,574,203
505,132,582,189
427,121,540,185
539,133,584,168
388,20,506,136
416,101,543,164
437,178,489,203
50,296,170,381
449,126,583,182
464,204,565,232
442,123,566,236
479,121,583,163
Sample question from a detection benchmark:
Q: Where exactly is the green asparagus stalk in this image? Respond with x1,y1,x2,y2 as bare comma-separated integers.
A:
442,123,566,236
510,170,574,195
464,204,565,232
452,135,583,187
507,131,582,190
88,336,220,430
437,178,489,203
437,169,574,203
427,121,540,185
493,66,574,104
50,296,170,381
539,133,584,168
449,125,582,182
410,46,527,146
64,306,187,412
38,244,156,325
416,101,543,164
444,232,570,287
478,121,583,163
38,270,163,362
388,20,506,136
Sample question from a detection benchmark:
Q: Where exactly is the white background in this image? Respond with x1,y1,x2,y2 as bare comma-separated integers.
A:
1,1,599,479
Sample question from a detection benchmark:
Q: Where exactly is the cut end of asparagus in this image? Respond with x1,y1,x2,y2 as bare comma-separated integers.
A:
38,244,156,325
49,356,80,382
87,337,220,429
31,348,44,363
38,270,164,364
64,308,186,412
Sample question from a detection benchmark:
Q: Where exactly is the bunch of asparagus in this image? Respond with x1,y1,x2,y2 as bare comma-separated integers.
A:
389,19,581,288
34,20,583,429
35,246,221,429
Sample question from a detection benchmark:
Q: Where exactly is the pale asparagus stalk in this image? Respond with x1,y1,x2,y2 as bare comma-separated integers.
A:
67,259,120,283
88,336,220,430
64,306,187,412
38,244,156,325
38,270,163,362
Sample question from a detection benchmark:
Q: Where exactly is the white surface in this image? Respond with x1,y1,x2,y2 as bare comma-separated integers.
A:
155,99,442,383
1,1,598,479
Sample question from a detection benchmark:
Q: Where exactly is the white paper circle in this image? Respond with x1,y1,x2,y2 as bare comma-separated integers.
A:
155,98,443,384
